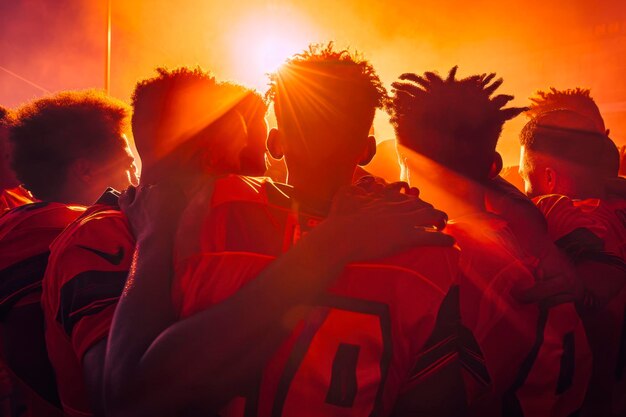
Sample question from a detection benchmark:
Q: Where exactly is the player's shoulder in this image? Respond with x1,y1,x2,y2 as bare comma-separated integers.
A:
48,191,131,272
55,208,130,252
0,186,34,214
366,245,461,295
450,212,523,252
0,201,85,238
533,194,577,216
211,174,292,209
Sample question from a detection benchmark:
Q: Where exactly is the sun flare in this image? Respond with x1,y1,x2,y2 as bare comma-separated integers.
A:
228,9,316,91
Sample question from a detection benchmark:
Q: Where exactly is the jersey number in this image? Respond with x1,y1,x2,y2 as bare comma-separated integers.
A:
247,295,392,417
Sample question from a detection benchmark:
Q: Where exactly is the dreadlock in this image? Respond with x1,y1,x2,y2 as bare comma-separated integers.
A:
390,66,526,180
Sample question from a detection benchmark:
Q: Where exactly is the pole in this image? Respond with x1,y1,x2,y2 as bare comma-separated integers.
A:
105,0,111,94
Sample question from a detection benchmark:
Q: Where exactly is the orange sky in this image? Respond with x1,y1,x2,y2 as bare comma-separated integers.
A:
1,0,625,167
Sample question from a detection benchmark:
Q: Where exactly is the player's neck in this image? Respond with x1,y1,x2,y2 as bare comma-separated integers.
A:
288,169,353,215
409,170,487,219
416,178,487,220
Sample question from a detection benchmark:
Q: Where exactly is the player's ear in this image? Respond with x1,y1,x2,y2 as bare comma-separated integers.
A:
488,152,503,179
69,158,94,184
357,136,377,166
395,144,410,183
545,167,556,193
267,128,284,160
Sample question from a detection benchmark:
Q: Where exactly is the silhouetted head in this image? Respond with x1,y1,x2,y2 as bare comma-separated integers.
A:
266,43,386,187
390,67,525,183
526,87,606,134
131,67,268,183
0,106,19,190
10,90,135,204
519,109,619,199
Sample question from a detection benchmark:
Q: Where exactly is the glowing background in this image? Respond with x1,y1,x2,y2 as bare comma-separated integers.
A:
1,0,625,167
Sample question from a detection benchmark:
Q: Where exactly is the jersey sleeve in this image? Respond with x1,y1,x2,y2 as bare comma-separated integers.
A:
535,195,625,269
52,214,133,359
535,195,606,242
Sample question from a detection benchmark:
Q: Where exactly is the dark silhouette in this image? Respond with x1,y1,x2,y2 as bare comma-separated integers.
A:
390,67,590,417
0,90,136,414
0,106,33,213
108,44,462,417
520,109,626,417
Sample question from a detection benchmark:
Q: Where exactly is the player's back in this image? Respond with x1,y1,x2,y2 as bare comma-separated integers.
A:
0,186,34,216
0,201,85,408
42,190,133,417
446,213,590,417
173,175,479,417
446,213,537,413
536,194,626,417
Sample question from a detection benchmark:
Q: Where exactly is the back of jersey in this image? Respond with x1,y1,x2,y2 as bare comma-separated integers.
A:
446,213,590,417
446,213,536,416
536,195,626,417
0,201,85,409
173,175,473,417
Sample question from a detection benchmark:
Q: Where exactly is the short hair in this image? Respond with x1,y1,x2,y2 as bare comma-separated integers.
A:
526,87,605,133
267,42,387,140
390,66,526,180
520,110,619,177
10,90,130,201
131,67,266,166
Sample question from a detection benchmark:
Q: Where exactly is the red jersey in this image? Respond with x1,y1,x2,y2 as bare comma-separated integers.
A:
535,194,626,416
0,186,35,216
446,213,537,415
173,175,488,417
42,190,133,417
0,201,85,409
535,195,626,260
446,213,590,417
0,201,85,317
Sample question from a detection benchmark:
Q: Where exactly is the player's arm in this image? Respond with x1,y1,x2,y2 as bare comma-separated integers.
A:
105,183,454,417
82,340,107,416
536,195,626,310
553,227,626,310
486,179,584,306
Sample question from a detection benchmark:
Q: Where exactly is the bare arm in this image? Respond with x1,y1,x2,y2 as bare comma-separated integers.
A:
82,339,107,417
105,184,453,417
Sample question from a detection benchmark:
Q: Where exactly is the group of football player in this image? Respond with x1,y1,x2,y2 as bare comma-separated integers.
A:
0,43,625,417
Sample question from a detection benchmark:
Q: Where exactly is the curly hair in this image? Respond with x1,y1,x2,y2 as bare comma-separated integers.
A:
267,42,387,138
131,66,266,166
10,90,130,201
390,66,526,180
526,87,605,133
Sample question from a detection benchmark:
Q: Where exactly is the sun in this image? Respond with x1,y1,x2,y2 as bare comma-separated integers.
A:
255,35,300,75
228,9,316,91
